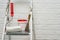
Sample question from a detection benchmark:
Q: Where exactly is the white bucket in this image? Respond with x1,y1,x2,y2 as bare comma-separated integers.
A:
17,19,28,31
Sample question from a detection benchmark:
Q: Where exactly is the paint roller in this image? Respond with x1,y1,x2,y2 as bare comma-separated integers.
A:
6,26,22,32
7,3,14,23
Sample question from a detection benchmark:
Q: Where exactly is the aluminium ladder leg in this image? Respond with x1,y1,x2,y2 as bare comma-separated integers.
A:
2,0,10,40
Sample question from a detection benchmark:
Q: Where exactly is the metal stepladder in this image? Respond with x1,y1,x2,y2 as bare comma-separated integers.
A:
2,0,35,40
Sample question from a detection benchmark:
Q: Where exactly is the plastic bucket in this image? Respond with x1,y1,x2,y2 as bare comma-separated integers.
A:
17,19,28,31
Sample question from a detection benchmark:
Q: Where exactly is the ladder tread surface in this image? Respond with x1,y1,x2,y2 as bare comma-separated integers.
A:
6,31,29,35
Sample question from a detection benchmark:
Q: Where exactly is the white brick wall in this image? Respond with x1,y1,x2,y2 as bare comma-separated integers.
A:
0,0,60,40
33,0,60,40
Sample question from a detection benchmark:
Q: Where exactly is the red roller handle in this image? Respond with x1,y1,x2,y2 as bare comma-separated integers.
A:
10,3,14,17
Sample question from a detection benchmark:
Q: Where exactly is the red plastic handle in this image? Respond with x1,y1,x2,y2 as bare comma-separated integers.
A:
10,3,14,17
17,19,27,22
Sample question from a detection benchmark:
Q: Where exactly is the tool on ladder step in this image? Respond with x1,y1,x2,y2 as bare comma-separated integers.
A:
17,19,28,31
25,14,31,32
